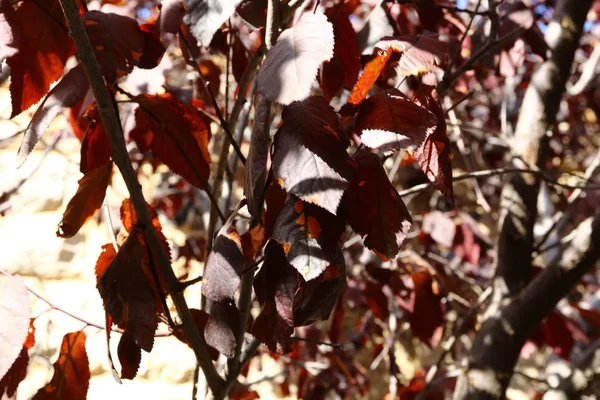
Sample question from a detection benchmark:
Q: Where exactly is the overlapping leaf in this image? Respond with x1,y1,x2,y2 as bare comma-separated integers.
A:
256,14,334,105
341,150,411,260
252,241,298,354
130,93,211,188
202,213,245,302
272,196,345,281
0,276,30,382
33,331,90,400
117,333,141,380
272,96,354,215
244,94,272,219
17,65,88,166
57,162,112,238
80,104,112,173
347,48,392,105
355,89,437,152
204,299,241,358
172,309,219,360
412,85,453,198
0,0,76,117
184,0,242,47
375,34,447,77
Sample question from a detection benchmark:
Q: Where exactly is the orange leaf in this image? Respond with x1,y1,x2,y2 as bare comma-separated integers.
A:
3,0,76,117
130,93,211,188
57,162,112,238
347,48,392,105
33,331,90,400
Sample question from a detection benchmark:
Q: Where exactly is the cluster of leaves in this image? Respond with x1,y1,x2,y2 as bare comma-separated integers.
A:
1,0,600,398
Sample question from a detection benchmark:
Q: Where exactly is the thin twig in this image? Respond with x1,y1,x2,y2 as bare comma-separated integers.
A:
58,0,225,394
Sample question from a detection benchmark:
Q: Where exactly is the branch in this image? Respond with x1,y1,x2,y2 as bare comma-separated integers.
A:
58,0,224,394
453,211,600,400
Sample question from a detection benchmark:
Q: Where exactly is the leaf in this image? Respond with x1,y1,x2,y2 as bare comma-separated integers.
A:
96,230,160,352
540,311,575,359
252,241,298,354
159,0,186,34
183,0,242,47
57,162,112,238
33,331,90,400
320,4,361,101
341,150,411,261
412,85,453,198
347,48,392,105
202,213,245,302
80,104,112,173
0,276,30,382
172,309,219,360
272,96,354,215
117,333,141,380
375,34,447,77
355,89,437,152
571,303,600,329
204,299,240,358
405,271,444,347
1,0,76,117
293,254,346,326
256,14,334,105
272,196,345,281
83,11,145,83
130,93,211,188
0,347,29,398
244,94,272,219
17,65,88,166
138,22,167,70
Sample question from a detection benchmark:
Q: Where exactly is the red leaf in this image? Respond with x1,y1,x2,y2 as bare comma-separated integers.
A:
272,96,354,215
17,65,88,166
320,5,361,100
173,309,219,360
80,104,112,173
0,347,29,398
83,11,145,83
96,230,160,352
272,196,345,281
245,94,272,219
138,22,166,70
412,85,453,198
341,150,412,261
572,303,600,330
252,241,298,354
33,331,90,400
117,333,141,380
57,162,112,238
375,34,447,77
256,14,334,105
2,0,76,117
347,48,392,105
541,311,575,359
405,271,444,347
0,276,30,382
130,93,211,188
202,213,245,302
355,89,437,153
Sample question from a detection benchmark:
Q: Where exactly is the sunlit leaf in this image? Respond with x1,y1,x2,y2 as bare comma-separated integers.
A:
375,34,447,77
204,299,240,358
0,276,30,382
257,14,334,105
184,0,242,47
347,48,392,105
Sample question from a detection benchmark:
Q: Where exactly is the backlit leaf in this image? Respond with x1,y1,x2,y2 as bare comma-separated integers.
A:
347,48,392,105
173,309,219,360
0,347,29,398
33,331,90,400
272,196,345,281
57,162,112,238
117,333,141,380
341,150,411,261
17,65,88,166
412,85,453,198
245,94,272,219
96,230,160,352
184,0,242,47
202,213,245,302
1,0,76,117
375,34,447,77
405,271,444,347
80,104,112,174
272,96,354,215
355,89,437,152
84,11,145,83
256,14,334,105
130,93,211,188
0,276,30,382
252,241,298,354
